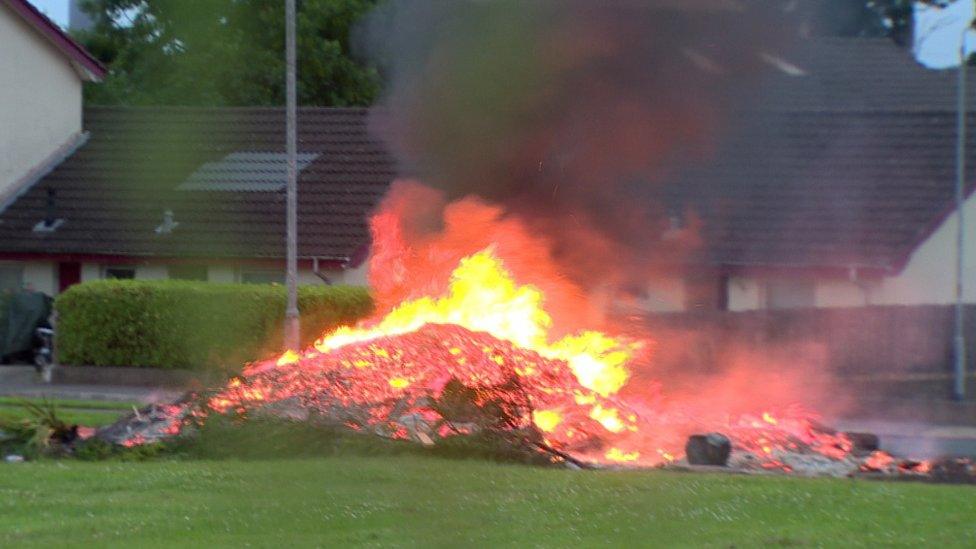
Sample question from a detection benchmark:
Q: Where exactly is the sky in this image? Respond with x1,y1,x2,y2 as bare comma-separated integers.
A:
29,0,68,28
914,0,975,68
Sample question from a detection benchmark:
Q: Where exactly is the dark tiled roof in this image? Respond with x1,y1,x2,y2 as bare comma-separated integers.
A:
756,37,975,112
660,37,976,271
0,107,395,260
1,38,972,271
672,110,975,271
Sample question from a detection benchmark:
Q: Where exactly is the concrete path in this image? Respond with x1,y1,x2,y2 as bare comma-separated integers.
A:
836,419,976,459
0,365,183,403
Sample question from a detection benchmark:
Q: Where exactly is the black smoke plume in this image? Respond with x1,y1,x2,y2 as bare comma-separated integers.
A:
358,0,802,287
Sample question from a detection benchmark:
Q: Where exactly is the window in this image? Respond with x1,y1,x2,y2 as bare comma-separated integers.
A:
240,269,284,285
764,279,816,310
168,265,208,281
103,266,135,280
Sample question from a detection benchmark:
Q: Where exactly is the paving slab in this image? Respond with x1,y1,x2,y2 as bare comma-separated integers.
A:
0,365,183,403
836,419,976,458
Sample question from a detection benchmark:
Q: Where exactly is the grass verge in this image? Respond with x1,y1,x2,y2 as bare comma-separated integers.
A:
0,397,140,411
0,398,136,429
0,456,973,547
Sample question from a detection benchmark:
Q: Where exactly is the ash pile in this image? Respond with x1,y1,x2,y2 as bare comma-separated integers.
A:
672,429,976,483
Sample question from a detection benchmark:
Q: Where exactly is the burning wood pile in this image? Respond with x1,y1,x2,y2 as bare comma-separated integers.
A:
89,214,974,482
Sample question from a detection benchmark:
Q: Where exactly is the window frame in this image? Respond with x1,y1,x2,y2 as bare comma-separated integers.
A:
102,265,136,280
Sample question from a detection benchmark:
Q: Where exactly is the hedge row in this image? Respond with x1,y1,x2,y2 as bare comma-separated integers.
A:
55,280,373,371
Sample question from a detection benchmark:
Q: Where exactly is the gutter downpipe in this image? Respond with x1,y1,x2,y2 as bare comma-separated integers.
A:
312,257,334,285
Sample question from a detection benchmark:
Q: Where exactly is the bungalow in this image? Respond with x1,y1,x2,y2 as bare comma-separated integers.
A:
636,37,976,312
0,106,393,293
1,0,975,314
0,0,392,294
0,0,102,294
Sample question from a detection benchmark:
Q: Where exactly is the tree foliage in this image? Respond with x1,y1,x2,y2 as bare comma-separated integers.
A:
75,0,381,106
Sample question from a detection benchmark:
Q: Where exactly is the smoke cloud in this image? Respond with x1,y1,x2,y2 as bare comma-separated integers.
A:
358,0,803,288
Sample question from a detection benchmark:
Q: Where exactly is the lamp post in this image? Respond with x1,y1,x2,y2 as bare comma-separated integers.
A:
284,0,300,351
953,22,974,400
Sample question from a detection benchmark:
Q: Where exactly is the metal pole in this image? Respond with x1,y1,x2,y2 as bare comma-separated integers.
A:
284,0,300,351
954,29,969,400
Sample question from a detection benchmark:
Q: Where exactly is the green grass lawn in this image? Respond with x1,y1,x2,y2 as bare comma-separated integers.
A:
0,398,137,428
0,397,139,411
0,456,973,547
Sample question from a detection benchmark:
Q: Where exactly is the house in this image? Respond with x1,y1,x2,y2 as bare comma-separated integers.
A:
0,0,105,294
2,1,975,313
0,106,394,293
0,0,104,203
0,2,392,295
634,37,976,312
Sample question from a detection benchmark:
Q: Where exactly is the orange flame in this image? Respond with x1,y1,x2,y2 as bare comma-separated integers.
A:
190,183,860,469
313,248,638,398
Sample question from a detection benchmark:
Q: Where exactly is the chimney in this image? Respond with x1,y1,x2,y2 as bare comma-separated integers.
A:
45,187,56,227
33,188,64,233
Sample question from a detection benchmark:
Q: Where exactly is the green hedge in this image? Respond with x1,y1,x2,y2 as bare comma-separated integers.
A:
55,280,373,371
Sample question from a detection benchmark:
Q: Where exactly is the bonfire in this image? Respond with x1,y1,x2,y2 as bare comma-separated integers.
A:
95,183,971,480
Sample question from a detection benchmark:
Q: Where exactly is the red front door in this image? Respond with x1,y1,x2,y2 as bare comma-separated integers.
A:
58,262,81,293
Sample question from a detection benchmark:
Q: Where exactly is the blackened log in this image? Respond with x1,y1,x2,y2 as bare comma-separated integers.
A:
844,432,880,454
685,433,731,466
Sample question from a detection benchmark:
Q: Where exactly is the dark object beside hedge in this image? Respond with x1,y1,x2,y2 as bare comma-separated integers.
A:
0,290,51,360
55,280,372,372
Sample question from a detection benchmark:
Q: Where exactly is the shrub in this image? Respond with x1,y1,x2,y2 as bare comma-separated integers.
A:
55,280,372,371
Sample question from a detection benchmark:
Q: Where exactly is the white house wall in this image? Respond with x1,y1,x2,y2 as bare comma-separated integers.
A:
728,190,976,310
814,279,870,307
23,261,55,295
80,263,99,283
0,7,82,197
727,277,763,311
644,277,686,312
335,261,368,286
873,194,976,305
207,265,236,283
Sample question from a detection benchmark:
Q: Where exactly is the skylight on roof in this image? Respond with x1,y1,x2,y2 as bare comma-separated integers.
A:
178,151,319,192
